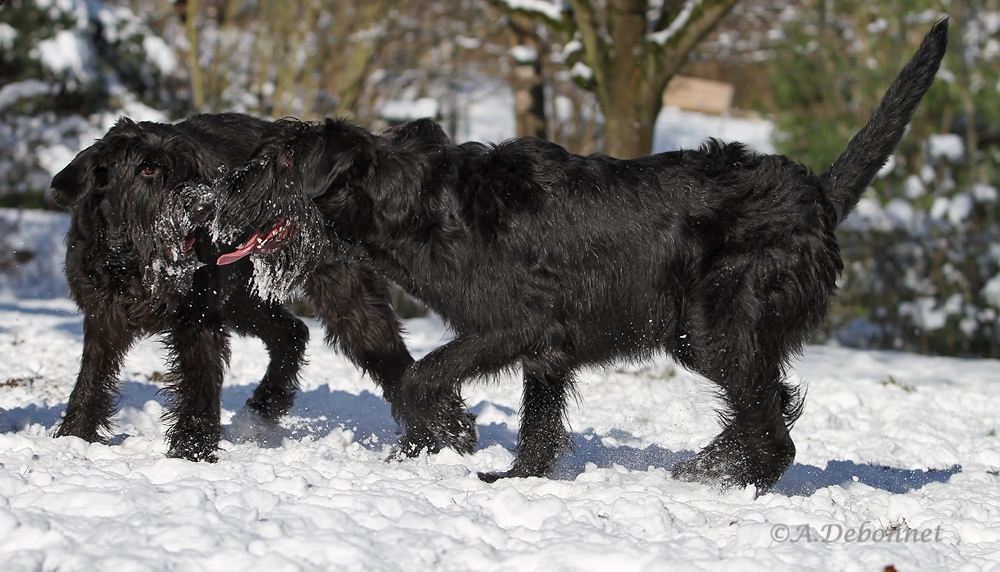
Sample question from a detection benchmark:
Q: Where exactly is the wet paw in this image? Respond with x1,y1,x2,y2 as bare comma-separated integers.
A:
54,419,108,444
394,400,478,457
166,424,221,463
672,433,793,495
477,470,507,483
440,409,478,455
167,441,219,463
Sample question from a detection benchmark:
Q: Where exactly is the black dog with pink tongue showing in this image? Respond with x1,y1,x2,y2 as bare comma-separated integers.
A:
207,150,331,304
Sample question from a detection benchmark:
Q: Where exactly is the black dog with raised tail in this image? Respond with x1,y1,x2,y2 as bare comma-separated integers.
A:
212,20,947,492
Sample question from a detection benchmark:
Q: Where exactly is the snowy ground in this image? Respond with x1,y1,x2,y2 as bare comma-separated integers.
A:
1,103,997,570
1,296,999,571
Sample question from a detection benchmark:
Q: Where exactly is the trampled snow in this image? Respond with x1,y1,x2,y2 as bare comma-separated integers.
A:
1,295,998,570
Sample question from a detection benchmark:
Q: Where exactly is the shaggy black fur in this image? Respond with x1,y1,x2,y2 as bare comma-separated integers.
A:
51,113,412,462
211,21,947,492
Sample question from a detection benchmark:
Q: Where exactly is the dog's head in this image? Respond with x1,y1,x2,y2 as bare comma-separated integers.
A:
52,117,221,294
212,117,451,301
209,119,356,302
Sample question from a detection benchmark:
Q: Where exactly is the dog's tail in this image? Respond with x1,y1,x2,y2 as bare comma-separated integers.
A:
821,18,948,225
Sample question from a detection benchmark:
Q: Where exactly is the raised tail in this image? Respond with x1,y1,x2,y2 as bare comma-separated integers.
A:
821,18,948,225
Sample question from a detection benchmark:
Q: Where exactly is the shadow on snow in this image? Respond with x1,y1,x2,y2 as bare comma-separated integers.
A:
0,380,962,496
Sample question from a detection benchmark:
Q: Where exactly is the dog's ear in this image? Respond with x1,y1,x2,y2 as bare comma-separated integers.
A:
51,147,102,210
52,118,140,209
114,116,141,133
293,119,369,199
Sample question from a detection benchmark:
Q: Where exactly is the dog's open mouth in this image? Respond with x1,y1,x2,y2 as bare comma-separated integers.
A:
217,219,296,266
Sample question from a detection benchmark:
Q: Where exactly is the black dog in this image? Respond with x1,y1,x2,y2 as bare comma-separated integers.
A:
211,21,947,491
51,113,413,462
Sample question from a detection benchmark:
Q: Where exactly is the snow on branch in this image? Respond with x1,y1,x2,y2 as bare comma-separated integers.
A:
648,0,702,46
494,0,565,22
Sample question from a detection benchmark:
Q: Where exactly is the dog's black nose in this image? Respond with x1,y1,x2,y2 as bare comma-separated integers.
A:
188,200,214,226
179,184,216,226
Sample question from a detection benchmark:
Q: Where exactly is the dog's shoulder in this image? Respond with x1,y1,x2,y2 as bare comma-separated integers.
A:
445,138,559,240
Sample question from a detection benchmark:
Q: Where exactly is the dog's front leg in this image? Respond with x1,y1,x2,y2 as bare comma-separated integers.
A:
227,297,308,424
392,333,528,459
56,313,136,443
303,260,413,411
161,313,230,462
479,363,575,482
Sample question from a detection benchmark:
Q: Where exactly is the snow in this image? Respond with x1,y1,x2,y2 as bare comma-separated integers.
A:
569,61,594,82
379,98,440,123
648,0,703,46
0,81,57,113
0,209,70,299
904,174,926,199
142,35,178,76
34,29,98,84
885,197,916,229
973,183,998,203
927,133,965,161
508,45,539,64
1,292,999,570
947,192,974,225
654,106,775,154
0,23,17,51
494,0,564,22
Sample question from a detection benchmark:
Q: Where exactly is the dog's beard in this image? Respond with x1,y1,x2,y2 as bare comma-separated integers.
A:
143,185,212,294
211,189,330,303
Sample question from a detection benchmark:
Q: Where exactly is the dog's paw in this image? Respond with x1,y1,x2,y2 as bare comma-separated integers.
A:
672,440,790,495
393,407,478,458
166,424,221,463
437,408,478,455
54,417,109,444
672,450,737,486
477,470,508,483
166,441,219,463
392,425,443,459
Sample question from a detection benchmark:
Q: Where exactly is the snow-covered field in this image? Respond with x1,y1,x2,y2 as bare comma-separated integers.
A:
1,104,997,570
1,294,999,571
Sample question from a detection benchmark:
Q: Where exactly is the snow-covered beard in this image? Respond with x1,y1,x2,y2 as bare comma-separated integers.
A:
209,159,331,303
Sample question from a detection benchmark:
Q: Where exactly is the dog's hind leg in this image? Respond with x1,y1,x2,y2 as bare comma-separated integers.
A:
303,259,413,416
672,269,811,494
56,314,137,443
479,362,575,482
671,358,798,494
161,310,231,462
229,299,308,423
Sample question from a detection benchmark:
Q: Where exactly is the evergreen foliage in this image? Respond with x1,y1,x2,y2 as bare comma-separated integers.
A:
769,0,1000,356
0,0,180,207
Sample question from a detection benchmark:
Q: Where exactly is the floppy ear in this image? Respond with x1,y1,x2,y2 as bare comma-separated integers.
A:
51,147,101,209
293,118,368,200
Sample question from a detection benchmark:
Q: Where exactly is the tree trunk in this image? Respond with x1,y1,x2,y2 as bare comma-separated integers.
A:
505,13,548,140
601,89,659,158
492,0,738,158
327,0,388,118
184,0,204,111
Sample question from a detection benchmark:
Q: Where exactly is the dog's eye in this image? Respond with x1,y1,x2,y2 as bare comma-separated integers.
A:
139,165,161,177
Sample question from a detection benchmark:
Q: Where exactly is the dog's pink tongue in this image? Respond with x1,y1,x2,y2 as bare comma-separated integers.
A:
217,233,262,266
